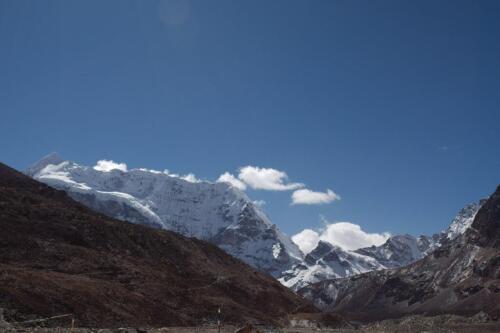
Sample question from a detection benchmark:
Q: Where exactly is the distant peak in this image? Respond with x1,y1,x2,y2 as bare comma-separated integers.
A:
25,152,64,177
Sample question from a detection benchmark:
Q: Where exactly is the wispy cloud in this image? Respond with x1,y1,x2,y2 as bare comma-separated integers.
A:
437,144,461,153
163,169,201,183
439,145,449,152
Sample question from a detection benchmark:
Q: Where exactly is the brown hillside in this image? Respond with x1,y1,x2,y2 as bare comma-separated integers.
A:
0,162,312,327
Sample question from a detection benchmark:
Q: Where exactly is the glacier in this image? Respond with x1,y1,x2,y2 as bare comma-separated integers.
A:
26,153,303,277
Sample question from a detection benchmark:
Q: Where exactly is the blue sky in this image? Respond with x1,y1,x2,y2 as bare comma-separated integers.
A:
1,0,499,238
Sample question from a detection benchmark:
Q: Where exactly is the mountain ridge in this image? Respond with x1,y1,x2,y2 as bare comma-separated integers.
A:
26,154,486,291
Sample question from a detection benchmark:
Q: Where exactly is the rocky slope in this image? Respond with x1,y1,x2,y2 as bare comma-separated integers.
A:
299,186,500,322
26,154,302,277
0,162,313,327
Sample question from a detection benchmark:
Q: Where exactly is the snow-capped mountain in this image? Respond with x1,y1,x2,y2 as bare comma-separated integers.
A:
25,153,486,289
280,235,426,290
279,241,385,290
355,234,427,268
446,200,487,240
298,186,500,320
281,200,485,290
26,153,303,277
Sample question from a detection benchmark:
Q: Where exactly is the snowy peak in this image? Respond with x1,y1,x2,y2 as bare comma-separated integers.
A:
280,240,384,290
27,156,302,277
282,234,429,291
25,152,64,177
304,241,337,265
355,234,423,268
446,199,486,240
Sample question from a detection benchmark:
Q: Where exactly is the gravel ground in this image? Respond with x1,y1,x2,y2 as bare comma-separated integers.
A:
3,325,500,333
2,314,500,333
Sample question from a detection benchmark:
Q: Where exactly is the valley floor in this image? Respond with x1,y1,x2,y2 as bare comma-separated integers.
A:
3,315,500,333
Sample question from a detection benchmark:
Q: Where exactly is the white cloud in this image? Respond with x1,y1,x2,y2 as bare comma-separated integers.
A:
319,221,390,251
163,169,181,177
137,168,162,174
180,173,200,183
163,169,200,183
292,229,320,254
291,188,340,205
238,166,304,191
94,160,128,172
217,172,247,190
252,200,266,207
292,220,390,253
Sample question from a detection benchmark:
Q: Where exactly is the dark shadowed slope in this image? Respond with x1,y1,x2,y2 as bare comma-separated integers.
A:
299,186,500,323
0,162,312,327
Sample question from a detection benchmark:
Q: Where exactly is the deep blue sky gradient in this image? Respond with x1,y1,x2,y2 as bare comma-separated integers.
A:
1,0,499,237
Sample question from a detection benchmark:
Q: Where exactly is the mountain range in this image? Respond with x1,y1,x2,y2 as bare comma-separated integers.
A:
280,201,485,290
298,186,500,322
27,154,485,291
2,155,499,328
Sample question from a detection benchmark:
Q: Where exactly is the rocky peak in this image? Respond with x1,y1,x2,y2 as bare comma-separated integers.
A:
304,241,336,265
446,199,487,240
25,152,64,177
470,186,500,248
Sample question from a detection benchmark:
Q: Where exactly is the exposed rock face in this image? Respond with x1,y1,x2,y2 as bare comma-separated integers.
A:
26,154,302,277
299,186,500,322
355,234,426,268
0,162,312,327
469,190,500,248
